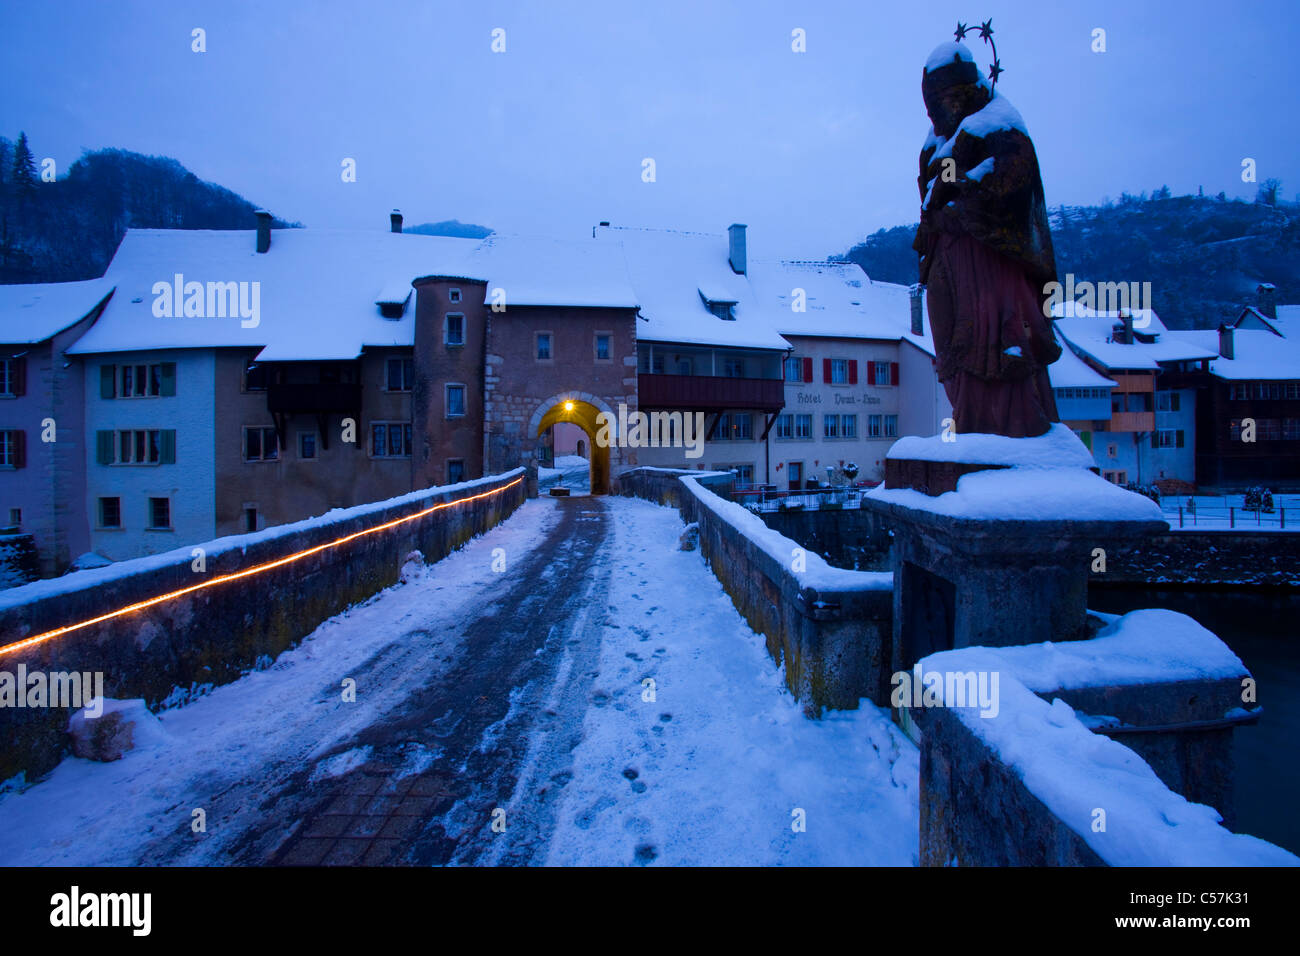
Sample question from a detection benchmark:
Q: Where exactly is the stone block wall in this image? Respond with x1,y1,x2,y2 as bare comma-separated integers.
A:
0,469,526,782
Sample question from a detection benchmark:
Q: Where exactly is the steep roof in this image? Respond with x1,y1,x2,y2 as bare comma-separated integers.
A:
1048,329,1116,388
752,260,930,349
0,278,115,345
465,234,638,309
1166,327,1300,381
68,228,481,360
1053,305,1216,371
597,226,791,351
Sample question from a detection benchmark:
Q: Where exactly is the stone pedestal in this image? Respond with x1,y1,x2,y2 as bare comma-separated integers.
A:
870,426,1168,675
875,499,1165,675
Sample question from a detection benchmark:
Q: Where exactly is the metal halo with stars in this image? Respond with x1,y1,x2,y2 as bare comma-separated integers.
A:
954,18,1003,87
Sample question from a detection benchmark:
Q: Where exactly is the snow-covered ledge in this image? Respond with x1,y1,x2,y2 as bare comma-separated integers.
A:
617,467,895,714
909,609,1295,866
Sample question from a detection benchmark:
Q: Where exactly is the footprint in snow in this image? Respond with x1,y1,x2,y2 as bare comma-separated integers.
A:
633,844,658,866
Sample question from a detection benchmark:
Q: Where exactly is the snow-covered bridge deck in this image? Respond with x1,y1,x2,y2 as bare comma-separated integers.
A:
0,496,918,866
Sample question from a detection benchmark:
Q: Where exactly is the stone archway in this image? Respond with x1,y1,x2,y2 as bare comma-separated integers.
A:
530,392,614,495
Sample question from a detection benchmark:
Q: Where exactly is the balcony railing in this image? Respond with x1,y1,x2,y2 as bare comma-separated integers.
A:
638,373,785,411
1108,411,1155,432
267,382,363,415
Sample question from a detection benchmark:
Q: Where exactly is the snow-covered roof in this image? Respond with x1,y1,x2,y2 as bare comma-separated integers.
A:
1166,328,1300,381
465,234,639,310
0,278,114,345
597,226,790,351
1053,305,1214,371
754,260,901,337
1048,330,1116,389
69,228,482,360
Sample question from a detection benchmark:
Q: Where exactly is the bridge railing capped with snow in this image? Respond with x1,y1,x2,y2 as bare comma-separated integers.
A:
0,470,527,783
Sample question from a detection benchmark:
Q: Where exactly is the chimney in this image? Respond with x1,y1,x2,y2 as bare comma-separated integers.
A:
728,223,747,275
255,210,272,254
1257,282,1277,320
1120,310,1134,344
1218,323,1235,360
909,284,924,336
390,209,403,234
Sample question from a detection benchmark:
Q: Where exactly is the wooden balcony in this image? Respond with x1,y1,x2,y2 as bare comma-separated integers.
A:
267,382,363,415
1109,411,1155,432
638,373,785,412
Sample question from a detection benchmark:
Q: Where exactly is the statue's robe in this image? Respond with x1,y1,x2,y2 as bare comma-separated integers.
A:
913,99,1062,438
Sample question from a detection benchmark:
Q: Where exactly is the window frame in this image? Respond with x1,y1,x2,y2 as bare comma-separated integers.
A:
444,312,466,347
535,331,554,363
445,383,467,419
243,425,280,463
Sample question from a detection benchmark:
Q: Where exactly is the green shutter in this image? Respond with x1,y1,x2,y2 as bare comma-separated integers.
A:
160,430,176,464
100,365,116,399
159,362,177,396
1176,429,1185,448
95,430,114,464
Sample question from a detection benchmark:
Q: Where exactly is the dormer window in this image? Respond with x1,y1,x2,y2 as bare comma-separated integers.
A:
449,288,462,304
699,289,737,320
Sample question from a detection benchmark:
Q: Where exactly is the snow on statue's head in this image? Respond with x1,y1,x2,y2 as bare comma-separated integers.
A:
922,42,991,138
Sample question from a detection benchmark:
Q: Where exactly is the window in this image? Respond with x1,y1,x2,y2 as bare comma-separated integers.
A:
448,288,462,304
1156,391,1181,412
884,414,898,438
244,507,258,533
868,414,883,438
784,357,803,382
386,357,415,391
651,355,664,374
0,429,23,468
1106,443,1118,457
372,422,413,458
706,301,735,320
448,459,466,484
1153,429,1185,448
1256,383,1282,400
1103,470,1127,485
794,414,812,439
677,357,694,375
1259,418,1282,441
298,431,318,460
874,361,891,385
98,428,173,465
148,497,171,530
7,508,19,526
536,332,553,361
723,357,746,378
107,362,175,398
842,415,858,439
823,415,840,439
243,427,278,462
0,357,24,397
445,313,465,347
716,413,752,441
99,497,121,528
775,414,793,440
1284,419,1300,440
830,359,849,385
446,384,466,418
1286,384,1300,400
732,464,755,485
595,334,612,361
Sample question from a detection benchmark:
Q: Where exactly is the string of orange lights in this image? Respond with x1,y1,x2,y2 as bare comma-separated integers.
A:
0,476,526,659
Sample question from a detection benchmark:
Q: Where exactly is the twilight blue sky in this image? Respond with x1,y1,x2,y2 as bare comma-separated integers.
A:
2,0,1297,259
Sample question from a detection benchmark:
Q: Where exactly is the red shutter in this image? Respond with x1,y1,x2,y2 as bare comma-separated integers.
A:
802,357,812,383
890,362,900,386
848,360,858,385
822,358,832,384
867,362,876,385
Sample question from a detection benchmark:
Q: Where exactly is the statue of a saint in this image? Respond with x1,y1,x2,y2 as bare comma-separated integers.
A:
914,40,1061,438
